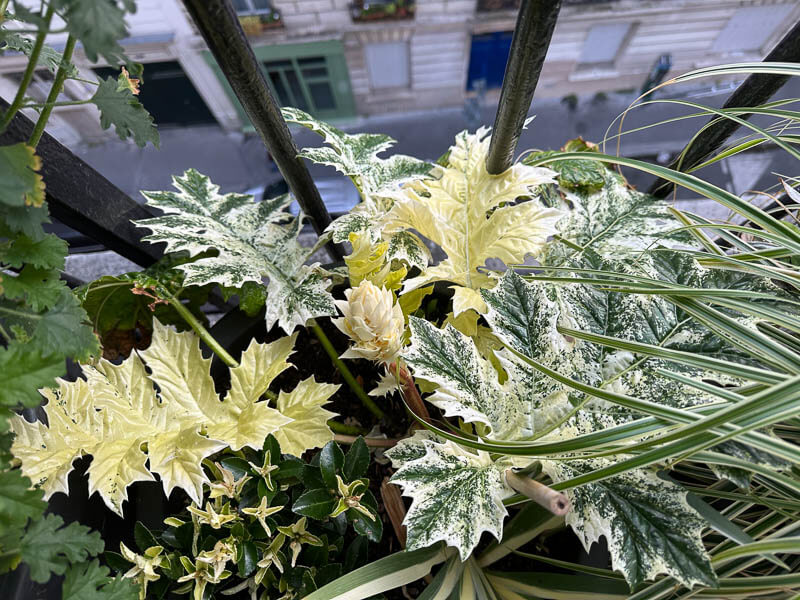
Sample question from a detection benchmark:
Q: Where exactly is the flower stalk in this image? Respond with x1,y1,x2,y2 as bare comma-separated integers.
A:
505,470,570,517
310,321,384,420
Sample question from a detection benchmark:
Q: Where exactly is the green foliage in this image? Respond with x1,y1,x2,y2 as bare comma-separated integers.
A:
62,561,139,600
91,76,160,148
20,513,104,582
51,0,130,64
0,143,45,208
118,436,379,599
135,169,336,332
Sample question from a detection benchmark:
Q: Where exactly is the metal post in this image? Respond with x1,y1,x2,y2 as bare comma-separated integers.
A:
486,0,562,175
650,20,800,197
181,0,343,259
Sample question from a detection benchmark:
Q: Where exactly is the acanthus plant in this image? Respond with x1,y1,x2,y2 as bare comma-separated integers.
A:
2,17,800,598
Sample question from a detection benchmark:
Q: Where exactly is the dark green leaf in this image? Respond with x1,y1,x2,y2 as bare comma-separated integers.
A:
55,0,129,64
343,437,370,482
351,490,382,543
0,468,46,530
0,343,62,408
276,457,305,481
133,521,159,553
219,456,251,481
319,441,344,489
302,464,325,491
0,143,45,208
21,513,104,582
344,536,368,572
292,488,336,520
91,77,159,148
237,540,258,577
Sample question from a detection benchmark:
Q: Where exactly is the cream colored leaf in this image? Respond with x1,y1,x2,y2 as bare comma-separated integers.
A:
147,427,226,505
273,376,339,456
138,322,218,422
9,320,331,515
386,128,559,308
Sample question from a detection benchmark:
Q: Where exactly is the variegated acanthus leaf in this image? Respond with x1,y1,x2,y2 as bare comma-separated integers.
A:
134,169,335,333
390,269,728,586
386,127,561,316
282,107,433,271
10,320,338,515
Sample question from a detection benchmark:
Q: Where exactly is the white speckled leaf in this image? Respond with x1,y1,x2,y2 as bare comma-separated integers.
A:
386,431,511,560
134,169,335,333
552,171,692,257
542,460,716,589
9,320,332,514
386,128,560,312
282,107,431,197
404,317,538,440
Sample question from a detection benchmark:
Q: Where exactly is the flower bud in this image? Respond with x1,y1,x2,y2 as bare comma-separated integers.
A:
333,280,405,363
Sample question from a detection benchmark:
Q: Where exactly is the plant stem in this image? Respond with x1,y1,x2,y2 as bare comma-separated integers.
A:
167,295,239,369
23,98,91,109
327,420,368,436
333,434,397,448
310,322,384,420
29,34,76,148
0,4,54,134
505,470,570,517
391,362,432,423
0,0,10,18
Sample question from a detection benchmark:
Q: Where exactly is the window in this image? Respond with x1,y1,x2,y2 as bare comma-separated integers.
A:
467,31,513,90
365,42,410,90
232,0,274,15
263,56,338,113
94,61,217,127
712,5,793,54
577,22,631,68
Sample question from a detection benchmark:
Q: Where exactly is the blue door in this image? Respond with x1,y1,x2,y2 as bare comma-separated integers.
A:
467,31,513,90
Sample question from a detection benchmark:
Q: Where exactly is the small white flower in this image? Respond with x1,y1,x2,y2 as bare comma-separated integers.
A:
333,280,405,363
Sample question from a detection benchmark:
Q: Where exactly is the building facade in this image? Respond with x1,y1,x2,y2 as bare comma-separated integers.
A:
1,0,797,143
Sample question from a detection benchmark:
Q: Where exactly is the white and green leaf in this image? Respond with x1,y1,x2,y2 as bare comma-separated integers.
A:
386,431,512,560
134,169,336,332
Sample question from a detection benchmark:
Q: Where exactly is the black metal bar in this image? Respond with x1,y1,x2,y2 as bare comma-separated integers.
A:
180,0,343,260
650,20,800,197
486,0,562,174
0,99,163,266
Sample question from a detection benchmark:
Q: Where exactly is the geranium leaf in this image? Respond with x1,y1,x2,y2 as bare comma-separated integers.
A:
0,343,63,409
0,31,79,77
543,460,717,589
54,0,128,64
20,513,104,582
0,468,46,530
0,143,45,208
386,432,510,560
0,288,100,362
61,560,138,600
91,77,159,148
135,169,336,333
